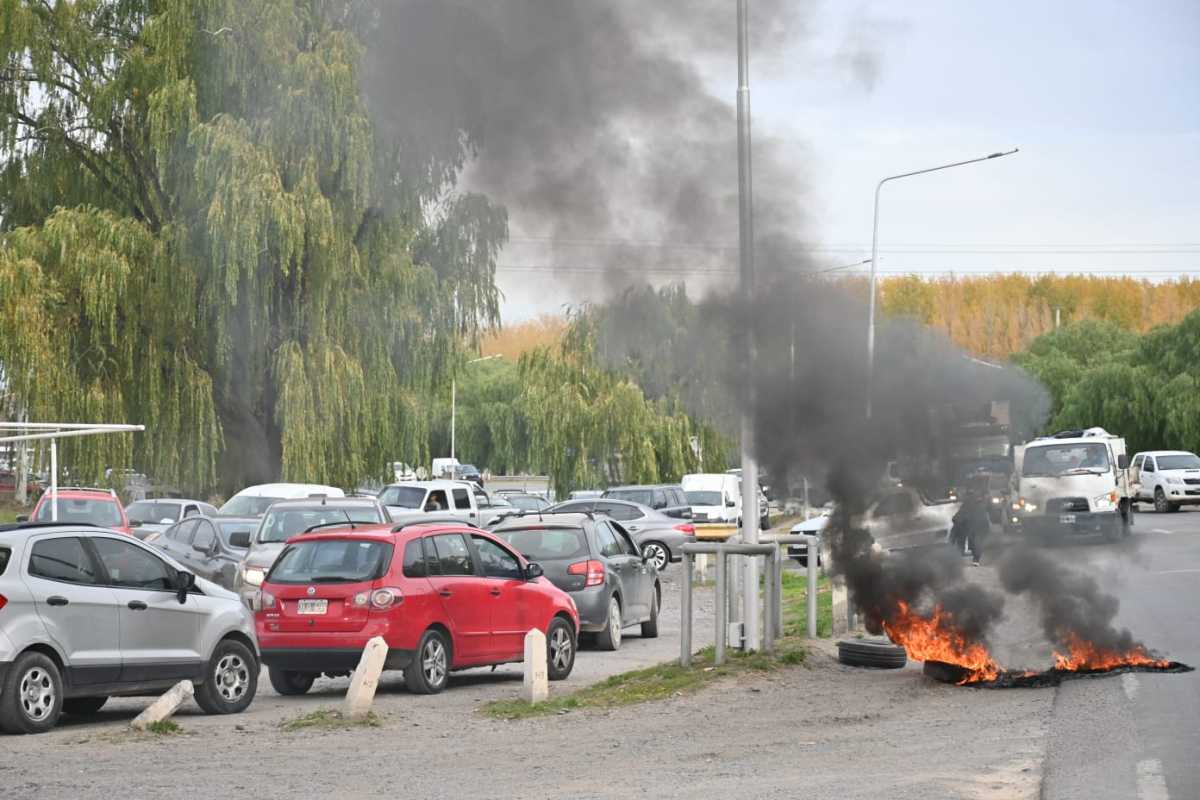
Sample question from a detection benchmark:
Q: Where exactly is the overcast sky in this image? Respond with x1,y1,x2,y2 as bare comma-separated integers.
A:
496,0,1199,321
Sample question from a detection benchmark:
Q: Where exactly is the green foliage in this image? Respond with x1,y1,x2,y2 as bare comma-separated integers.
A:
0,1,502,493
1016,311,1200,454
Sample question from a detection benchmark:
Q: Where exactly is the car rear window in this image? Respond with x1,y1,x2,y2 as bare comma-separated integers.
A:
0,547,9,576
378,486,427,509
219,495,283,517
268,540,392,584
494,528,588,561
606,488,653,505
126,501,181,524
34,497,123,526
256,505,384,543
687,491,722,506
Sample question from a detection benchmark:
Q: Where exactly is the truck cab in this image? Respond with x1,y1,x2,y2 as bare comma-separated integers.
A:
1010,428,1132,541
377,480,512,527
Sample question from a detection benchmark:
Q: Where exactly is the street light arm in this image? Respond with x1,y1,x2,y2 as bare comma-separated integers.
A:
876,148,1019,190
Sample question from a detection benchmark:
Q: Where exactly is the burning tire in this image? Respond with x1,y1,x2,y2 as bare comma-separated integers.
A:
837,638,908,669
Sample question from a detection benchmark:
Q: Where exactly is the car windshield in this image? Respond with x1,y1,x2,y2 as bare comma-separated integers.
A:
125,501,180,524
687,491,722,506
508,495,545,511
268,539,392,584
494,528,588,561
256,505,384,543
34,497,123,526
607,488,653,505
218,521,253,548
219,495,284,517
1156,454,1200,470
1023,443,1111,476
378,486,427,509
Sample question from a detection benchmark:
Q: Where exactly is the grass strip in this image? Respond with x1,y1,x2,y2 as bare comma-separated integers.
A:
279,708,382,731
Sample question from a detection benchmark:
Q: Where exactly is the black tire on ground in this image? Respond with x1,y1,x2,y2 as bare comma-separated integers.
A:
1154,488,1170,513
836,639,908,669
923,659,971,684
62,696,108,716
546,617,576,681
405,628,451,694
640,584,660,639
268,668,315,696
195,638,258,715
0,651,64,734
595,595,622,651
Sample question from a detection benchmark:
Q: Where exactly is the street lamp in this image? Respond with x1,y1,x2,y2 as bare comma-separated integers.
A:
865,148,1018,417
450,354,502,461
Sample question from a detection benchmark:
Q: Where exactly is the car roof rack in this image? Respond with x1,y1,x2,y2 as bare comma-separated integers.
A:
0,521,105,533
390,516,470,533
44,486,118,496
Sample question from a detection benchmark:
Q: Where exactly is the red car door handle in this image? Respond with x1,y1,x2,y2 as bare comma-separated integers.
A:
438,589,452,598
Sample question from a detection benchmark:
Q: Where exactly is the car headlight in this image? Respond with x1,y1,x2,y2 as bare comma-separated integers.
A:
242,566,266,587
1093,491,1119,511
1166,476,1184,486
1013,498,1037,513
991,496,1001,504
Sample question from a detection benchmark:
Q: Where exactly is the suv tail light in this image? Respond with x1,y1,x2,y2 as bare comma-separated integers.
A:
567,559,605,587
674,523,696,536
0,593,6,611
260,591,276,609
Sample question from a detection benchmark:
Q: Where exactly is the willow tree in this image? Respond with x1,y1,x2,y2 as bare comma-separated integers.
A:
0,1,503,493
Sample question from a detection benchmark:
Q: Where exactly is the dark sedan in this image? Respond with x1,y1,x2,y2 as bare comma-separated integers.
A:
492,513,660,651
545,497,695,572
146,514,256,590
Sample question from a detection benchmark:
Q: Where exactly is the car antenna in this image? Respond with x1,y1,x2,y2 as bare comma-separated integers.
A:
340,509,356,529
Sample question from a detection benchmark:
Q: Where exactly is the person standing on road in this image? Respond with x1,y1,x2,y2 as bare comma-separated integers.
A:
951,478,990,565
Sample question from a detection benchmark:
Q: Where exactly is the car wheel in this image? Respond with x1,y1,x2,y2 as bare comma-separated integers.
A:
62,696,108,716
595,596,623,651
546,617,576,681
406,628,451,694
642,542,669,572
268,667,316,696
836,638,907,669
195,638,258,715
1154,488,1169,513
0,651,64,734
640,585,660,639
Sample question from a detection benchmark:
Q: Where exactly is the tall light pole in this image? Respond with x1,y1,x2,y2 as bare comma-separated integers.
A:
450,354,502,461
865,148,1018,418
736,0,762,652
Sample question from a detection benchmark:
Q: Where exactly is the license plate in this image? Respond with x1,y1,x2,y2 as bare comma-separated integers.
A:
1059,514,1076,525
296,599,328,615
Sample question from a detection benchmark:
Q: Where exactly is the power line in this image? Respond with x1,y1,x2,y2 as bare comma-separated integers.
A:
494,263,1200,277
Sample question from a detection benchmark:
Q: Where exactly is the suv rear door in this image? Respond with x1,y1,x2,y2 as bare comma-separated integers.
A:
88,536,207,682
24,534,122,686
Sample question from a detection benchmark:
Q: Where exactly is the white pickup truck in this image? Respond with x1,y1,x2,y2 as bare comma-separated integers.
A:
1130,450,1200,512
377,480,513,527
787,485,962,562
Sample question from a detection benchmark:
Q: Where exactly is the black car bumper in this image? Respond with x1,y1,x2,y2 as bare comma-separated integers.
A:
261,648,415,673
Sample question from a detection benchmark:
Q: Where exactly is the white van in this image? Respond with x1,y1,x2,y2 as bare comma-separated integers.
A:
682,473,741,524
218,482,345,518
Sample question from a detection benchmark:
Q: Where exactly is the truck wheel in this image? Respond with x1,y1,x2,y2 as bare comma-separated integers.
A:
1154,488,1170,513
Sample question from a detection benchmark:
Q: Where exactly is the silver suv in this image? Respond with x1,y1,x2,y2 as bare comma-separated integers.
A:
0,522,259,734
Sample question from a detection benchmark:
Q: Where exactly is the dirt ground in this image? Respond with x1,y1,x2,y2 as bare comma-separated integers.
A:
2,560,1058,800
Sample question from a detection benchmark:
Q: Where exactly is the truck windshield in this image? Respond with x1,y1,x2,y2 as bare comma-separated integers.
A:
607,488,653,505
686,491,722,506
379,486,427,509
1156,454,1200,470
1023,443,1110,476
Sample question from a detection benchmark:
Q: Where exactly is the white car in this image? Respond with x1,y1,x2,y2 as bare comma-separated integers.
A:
1131,451,1200,512
217,483,345,518
786,487,962,560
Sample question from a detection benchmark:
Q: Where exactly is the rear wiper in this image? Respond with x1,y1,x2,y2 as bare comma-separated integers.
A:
308,575,354,583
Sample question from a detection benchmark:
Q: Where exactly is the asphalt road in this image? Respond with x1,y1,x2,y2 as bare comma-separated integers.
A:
1036,506,1200,800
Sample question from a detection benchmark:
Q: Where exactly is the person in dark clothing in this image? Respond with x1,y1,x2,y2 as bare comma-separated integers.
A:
951,478,991,565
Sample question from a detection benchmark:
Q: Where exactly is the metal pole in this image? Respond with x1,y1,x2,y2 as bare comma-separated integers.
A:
762,554,775,653
715,549,727,666
681,553,694,666
50,438,58,522
865,148,1019,419
450,379,456,461
774,548,784,638
807,540,818,638
736,0,761,653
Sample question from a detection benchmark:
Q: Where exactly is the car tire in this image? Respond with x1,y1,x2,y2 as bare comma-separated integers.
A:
640,585,660,639
406,628,451,694
62,696,108,716
836,639,908,669
0,651,64,734
268,668,315,696
195,638,258,715
546,617,576,681
642,542,669,572
595,596,623,651
1154,488,1170,513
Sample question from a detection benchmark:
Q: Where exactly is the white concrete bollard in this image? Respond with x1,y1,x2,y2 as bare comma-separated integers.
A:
523,628,548,703
343,636,389,720
130,680,194,730
830,576,850,636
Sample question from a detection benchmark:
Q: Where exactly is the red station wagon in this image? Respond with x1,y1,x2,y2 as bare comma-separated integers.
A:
256,522,580,695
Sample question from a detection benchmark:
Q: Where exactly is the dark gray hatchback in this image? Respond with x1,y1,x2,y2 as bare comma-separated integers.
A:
491,513,660,651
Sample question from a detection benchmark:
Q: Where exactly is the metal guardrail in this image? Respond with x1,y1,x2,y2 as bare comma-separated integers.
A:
678,534,820,667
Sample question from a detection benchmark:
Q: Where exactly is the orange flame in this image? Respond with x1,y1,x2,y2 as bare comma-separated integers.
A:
882,601,1001,683
1051,632,1171,672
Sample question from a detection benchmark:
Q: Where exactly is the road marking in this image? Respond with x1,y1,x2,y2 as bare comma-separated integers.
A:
1152,569,1200,575
1149,528,1172,535
1137,759,1169,800
1122,673,1138,701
